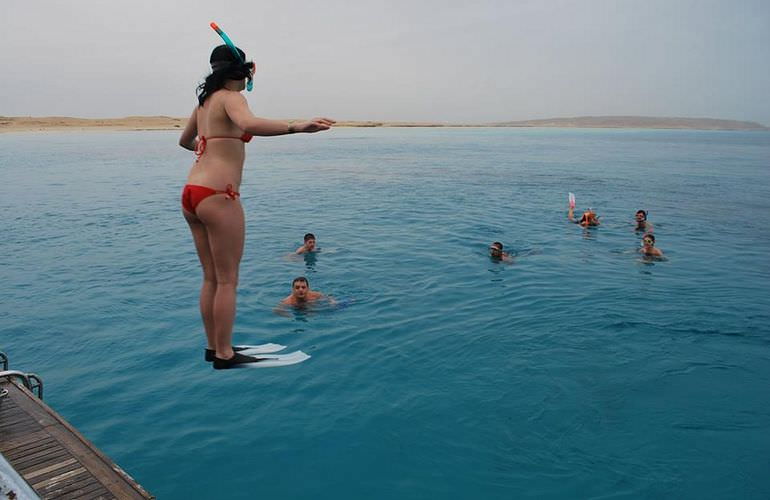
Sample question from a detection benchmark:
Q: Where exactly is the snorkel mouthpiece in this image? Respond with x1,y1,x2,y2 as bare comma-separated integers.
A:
210,22,253,91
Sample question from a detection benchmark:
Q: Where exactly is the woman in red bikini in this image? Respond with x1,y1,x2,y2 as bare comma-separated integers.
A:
179,44,334,369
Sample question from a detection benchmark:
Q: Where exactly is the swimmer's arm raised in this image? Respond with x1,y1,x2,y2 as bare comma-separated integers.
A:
179,107,198,151
224,93,335,136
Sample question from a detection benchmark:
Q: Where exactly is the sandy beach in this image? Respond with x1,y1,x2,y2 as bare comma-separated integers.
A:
0,116,188,133
1,115,767,133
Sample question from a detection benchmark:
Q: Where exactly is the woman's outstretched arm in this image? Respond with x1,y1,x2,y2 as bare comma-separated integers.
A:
223,92,334,136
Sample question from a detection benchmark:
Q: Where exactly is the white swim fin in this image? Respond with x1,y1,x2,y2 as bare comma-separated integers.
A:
237,343,286,355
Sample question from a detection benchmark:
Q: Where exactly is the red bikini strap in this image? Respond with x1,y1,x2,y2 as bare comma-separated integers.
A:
222,184,240,200
194,136,207,160
194,135,250,160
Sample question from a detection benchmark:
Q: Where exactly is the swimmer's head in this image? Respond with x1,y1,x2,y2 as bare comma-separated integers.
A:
579,209,599,225
489,241,503,258
209,44,254,74
303,233,316,251
642,233,655,246
197,45,256,106
291,276,310,299
636,210,647,221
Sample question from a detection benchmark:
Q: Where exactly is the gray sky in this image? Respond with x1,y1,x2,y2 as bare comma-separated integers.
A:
2,0,769,124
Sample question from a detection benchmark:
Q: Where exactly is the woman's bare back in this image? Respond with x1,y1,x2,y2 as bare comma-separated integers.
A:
186,90,248,189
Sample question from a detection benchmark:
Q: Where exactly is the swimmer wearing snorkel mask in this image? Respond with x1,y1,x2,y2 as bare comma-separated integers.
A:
568,204,601,227
634,210,653,232
639,233,663,257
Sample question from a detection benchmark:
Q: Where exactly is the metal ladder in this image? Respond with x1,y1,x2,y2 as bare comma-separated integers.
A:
0,351,44,400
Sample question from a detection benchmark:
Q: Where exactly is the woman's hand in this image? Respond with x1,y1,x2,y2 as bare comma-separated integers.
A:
293,117,336,133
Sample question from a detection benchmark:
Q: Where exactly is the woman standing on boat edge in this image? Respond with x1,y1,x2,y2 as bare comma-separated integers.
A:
179,44,334,369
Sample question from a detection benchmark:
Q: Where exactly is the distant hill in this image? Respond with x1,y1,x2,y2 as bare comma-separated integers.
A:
491,116,769,130
2,115,767,133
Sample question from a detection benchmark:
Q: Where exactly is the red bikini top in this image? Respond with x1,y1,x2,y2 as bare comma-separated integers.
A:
195,133,253,159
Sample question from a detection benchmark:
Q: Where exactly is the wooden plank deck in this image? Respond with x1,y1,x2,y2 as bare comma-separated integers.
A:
0,380,153,499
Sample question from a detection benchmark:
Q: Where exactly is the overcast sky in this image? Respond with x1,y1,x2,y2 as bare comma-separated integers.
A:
2,0,768,124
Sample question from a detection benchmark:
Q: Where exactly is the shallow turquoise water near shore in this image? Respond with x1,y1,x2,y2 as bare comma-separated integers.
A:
1,128,769,498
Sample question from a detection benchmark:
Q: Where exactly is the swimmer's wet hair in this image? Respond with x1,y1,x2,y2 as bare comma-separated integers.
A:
492,242,503,249
304,233,316,242
636,210,647,219
292,276,309,286
197,44,253,106
644,233,655,243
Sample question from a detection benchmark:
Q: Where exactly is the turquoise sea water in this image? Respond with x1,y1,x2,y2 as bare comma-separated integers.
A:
1,128,769,499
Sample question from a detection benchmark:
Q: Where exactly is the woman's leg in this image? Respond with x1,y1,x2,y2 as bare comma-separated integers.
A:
196,195,245,360
184,210,218,350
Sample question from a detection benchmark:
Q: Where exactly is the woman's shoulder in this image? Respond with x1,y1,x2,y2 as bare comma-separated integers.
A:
202,89,240,106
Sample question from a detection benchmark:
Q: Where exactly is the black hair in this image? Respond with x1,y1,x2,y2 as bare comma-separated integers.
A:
292,276,309,286
491,242,503,250
304,233,316,242
636,210,647,219
644,233,655,243
196,45,253,106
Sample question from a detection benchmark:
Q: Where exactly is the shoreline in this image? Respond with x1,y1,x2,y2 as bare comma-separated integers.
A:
1,115,767,133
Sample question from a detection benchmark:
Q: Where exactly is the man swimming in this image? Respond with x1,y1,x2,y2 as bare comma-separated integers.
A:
295,233,317,254
279,276,333,308
639,233,663,257
489,242,513,262
635,210,653,232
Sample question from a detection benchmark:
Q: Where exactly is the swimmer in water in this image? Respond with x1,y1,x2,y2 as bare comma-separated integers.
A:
489,242,513,262
568,204,600,227
295,233,317,254
635,210,653,232
639,233,663,257
279,277,335,308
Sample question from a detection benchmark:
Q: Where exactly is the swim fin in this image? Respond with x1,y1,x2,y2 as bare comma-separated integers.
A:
205,343,286,362
229,351,311,368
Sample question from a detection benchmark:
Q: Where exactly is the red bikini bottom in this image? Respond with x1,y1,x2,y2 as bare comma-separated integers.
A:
181,184,240,214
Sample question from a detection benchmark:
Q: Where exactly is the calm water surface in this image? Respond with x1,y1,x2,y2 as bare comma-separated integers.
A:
1,128,769,499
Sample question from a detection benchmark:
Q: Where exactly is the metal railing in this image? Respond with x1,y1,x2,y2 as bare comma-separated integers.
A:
0,352,44,399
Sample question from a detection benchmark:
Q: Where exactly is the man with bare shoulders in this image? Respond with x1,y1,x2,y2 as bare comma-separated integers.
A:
280,277,333,308
295,233,317,254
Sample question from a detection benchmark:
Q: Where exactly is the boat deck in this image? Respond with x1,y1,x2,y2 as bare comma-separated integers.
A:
0,379,152,499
